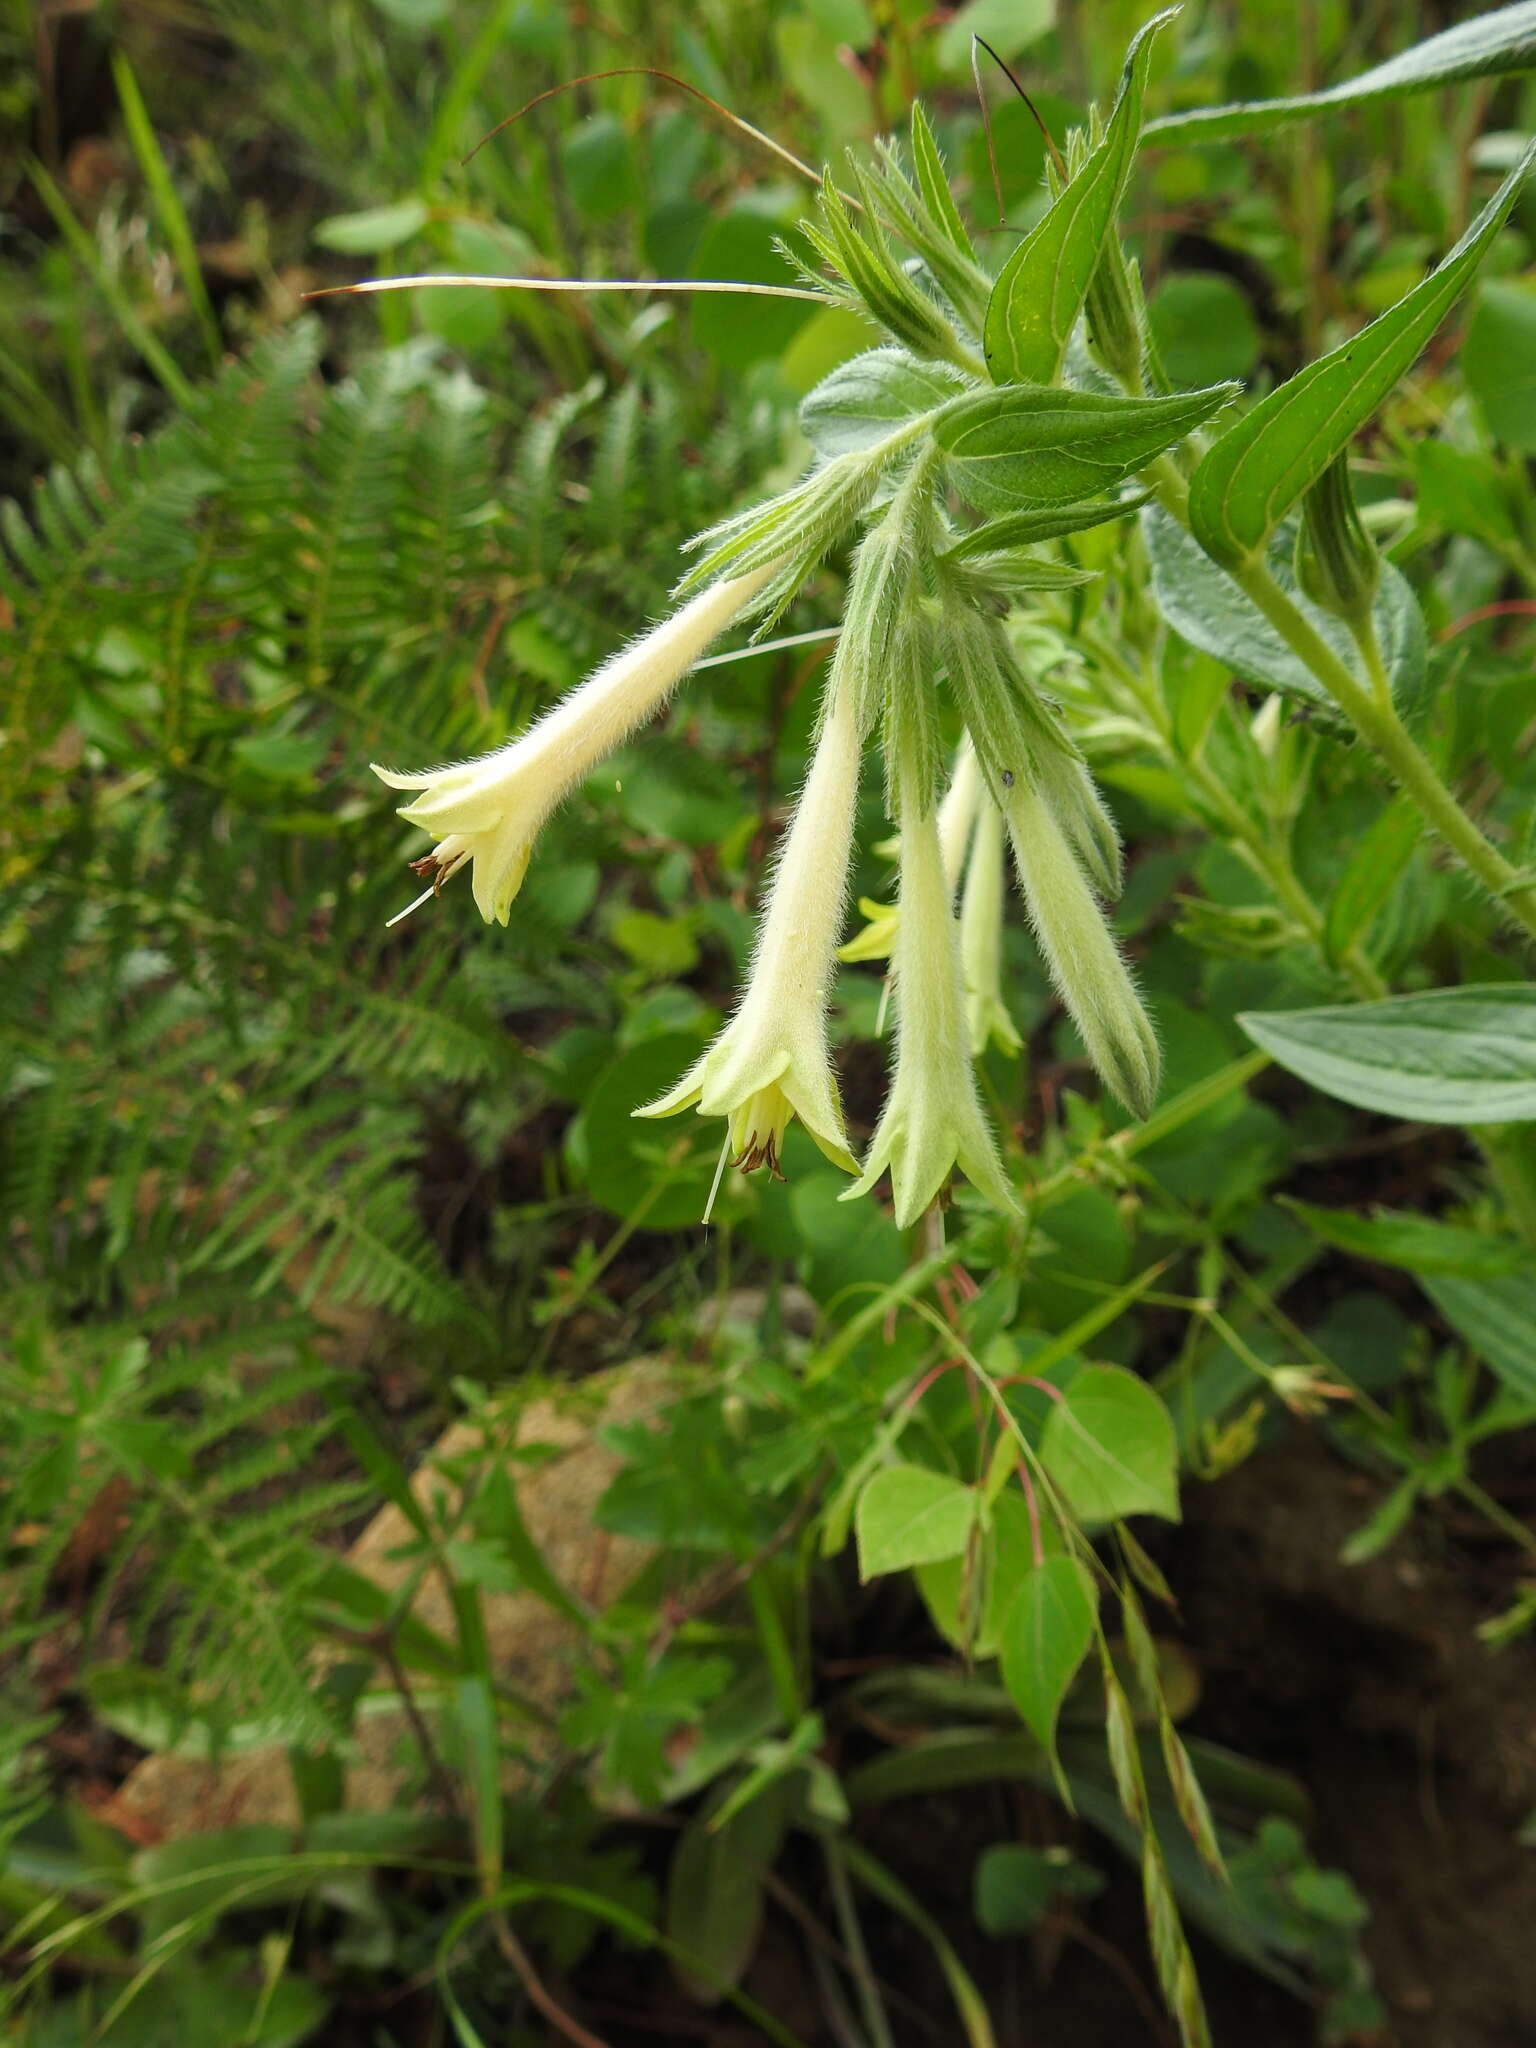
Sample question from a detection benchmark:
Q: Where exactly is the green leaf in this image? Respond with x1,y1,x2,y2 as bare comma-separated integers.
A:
1146,273,1261,389
983,9,1174,385
1142,505,1428,722
609,908,700,977
1238,985,1536,1123
132,1828,300,1944
1341,1476,1420,1565
665,1780,790,2003
1324,796,1421,962
1421,1272,1536,1404
1189,145,1536,564
909,101,977,263
689,207,814,368
938,0,1055,72
937,382,1234,515
569,1031,716,1229
1282,1200,1527,1278
776,13,869,143
917,1488,1059,1657
974,1843,1102,1936
1413,439,1519,546
1038,1365,1180,1523
999,1555,1098,1766
1464,282,1536,451
470,1466,589,1626
82,1957,329,2047
313,201,429,255
561,114,637,223
451,1676,503,1885
942,493,1148,558
800,347,969,462
948,552,1097,595
856,1463,979,1578
1147,2,1536,143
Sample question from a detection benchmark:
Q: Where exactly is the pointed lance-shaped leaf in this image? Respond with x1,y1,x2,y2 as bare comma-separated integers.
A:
941,493,1150,560
983,8,1177,386
1190,140,1536,566
936,382,1235,514
1147,3,1536,145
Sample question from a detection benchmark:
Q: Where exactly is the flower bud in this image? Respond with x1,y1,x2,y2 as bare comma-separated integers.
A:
959,796,1023,1057
1002,780,1159,1118
1085,237,1146,388
1034,750,1124,899
1295,452,1379,625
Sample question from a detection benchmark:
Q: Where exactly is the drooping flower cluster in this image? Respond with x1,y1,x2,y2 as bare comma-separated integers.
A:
369,92,1189,1227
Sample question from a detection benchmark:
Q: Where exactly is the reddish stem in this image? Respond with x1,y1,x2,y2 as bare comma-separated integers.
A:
1016,1461,1046,1568
1439,599,1536,642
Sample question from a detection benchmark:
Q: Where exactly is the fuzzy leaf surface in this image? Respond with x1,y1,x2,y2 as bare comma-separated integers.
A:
800,347,970,462
1148,3,1536,143
1189,146,1536,563
942,494,1147,557
1142,505,1428,722
1239,985,1536,1122
938,383,1233,514
984,10,1173,384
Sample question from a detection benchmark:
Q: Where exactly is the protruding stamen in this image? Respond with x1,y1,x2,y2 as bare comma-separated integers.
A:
386,886,439,929
703,1131,734,1228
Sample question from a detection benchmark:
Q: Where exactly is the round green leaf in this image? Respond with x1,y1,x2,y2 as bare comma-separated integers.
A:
568,1031,715,1228
1147,272,1260,389
561,114,637,224
313,201,428,255
856,1463,978,1579
689,209,815,368
1039,1365,1179,1523
917,1488,1062,1656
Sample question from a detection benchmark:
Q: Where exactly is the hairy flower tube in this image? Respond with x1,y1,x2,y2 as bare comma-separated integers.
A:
634,679,863,1185
838,737,982,965
959,794,1023,1057
1002,777,1160,1118
843,752,1019,1227
373,560,779,925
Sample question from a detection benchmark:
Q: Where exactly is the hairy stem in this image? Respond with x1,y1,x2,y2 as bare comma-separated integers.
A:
1232,556,1536,941
1141,450,1536,944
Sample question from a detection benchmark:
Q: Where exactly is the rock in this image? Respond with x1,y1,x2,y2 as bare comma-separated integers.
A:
108,1359,671,1840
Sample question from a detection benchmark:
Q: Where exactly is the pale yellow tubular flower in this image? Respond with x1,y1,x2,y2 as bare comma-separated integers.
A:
937,735,984,884
1001,778,1160,1118
843,764,1019,1227
959,793,1023,1057
372,560,780,925
837,735,981,964
634,680,864,1182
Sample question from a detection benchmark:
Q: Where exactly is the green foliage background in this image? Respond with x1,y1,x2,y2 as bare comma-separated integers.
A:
4,2,1536,2043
